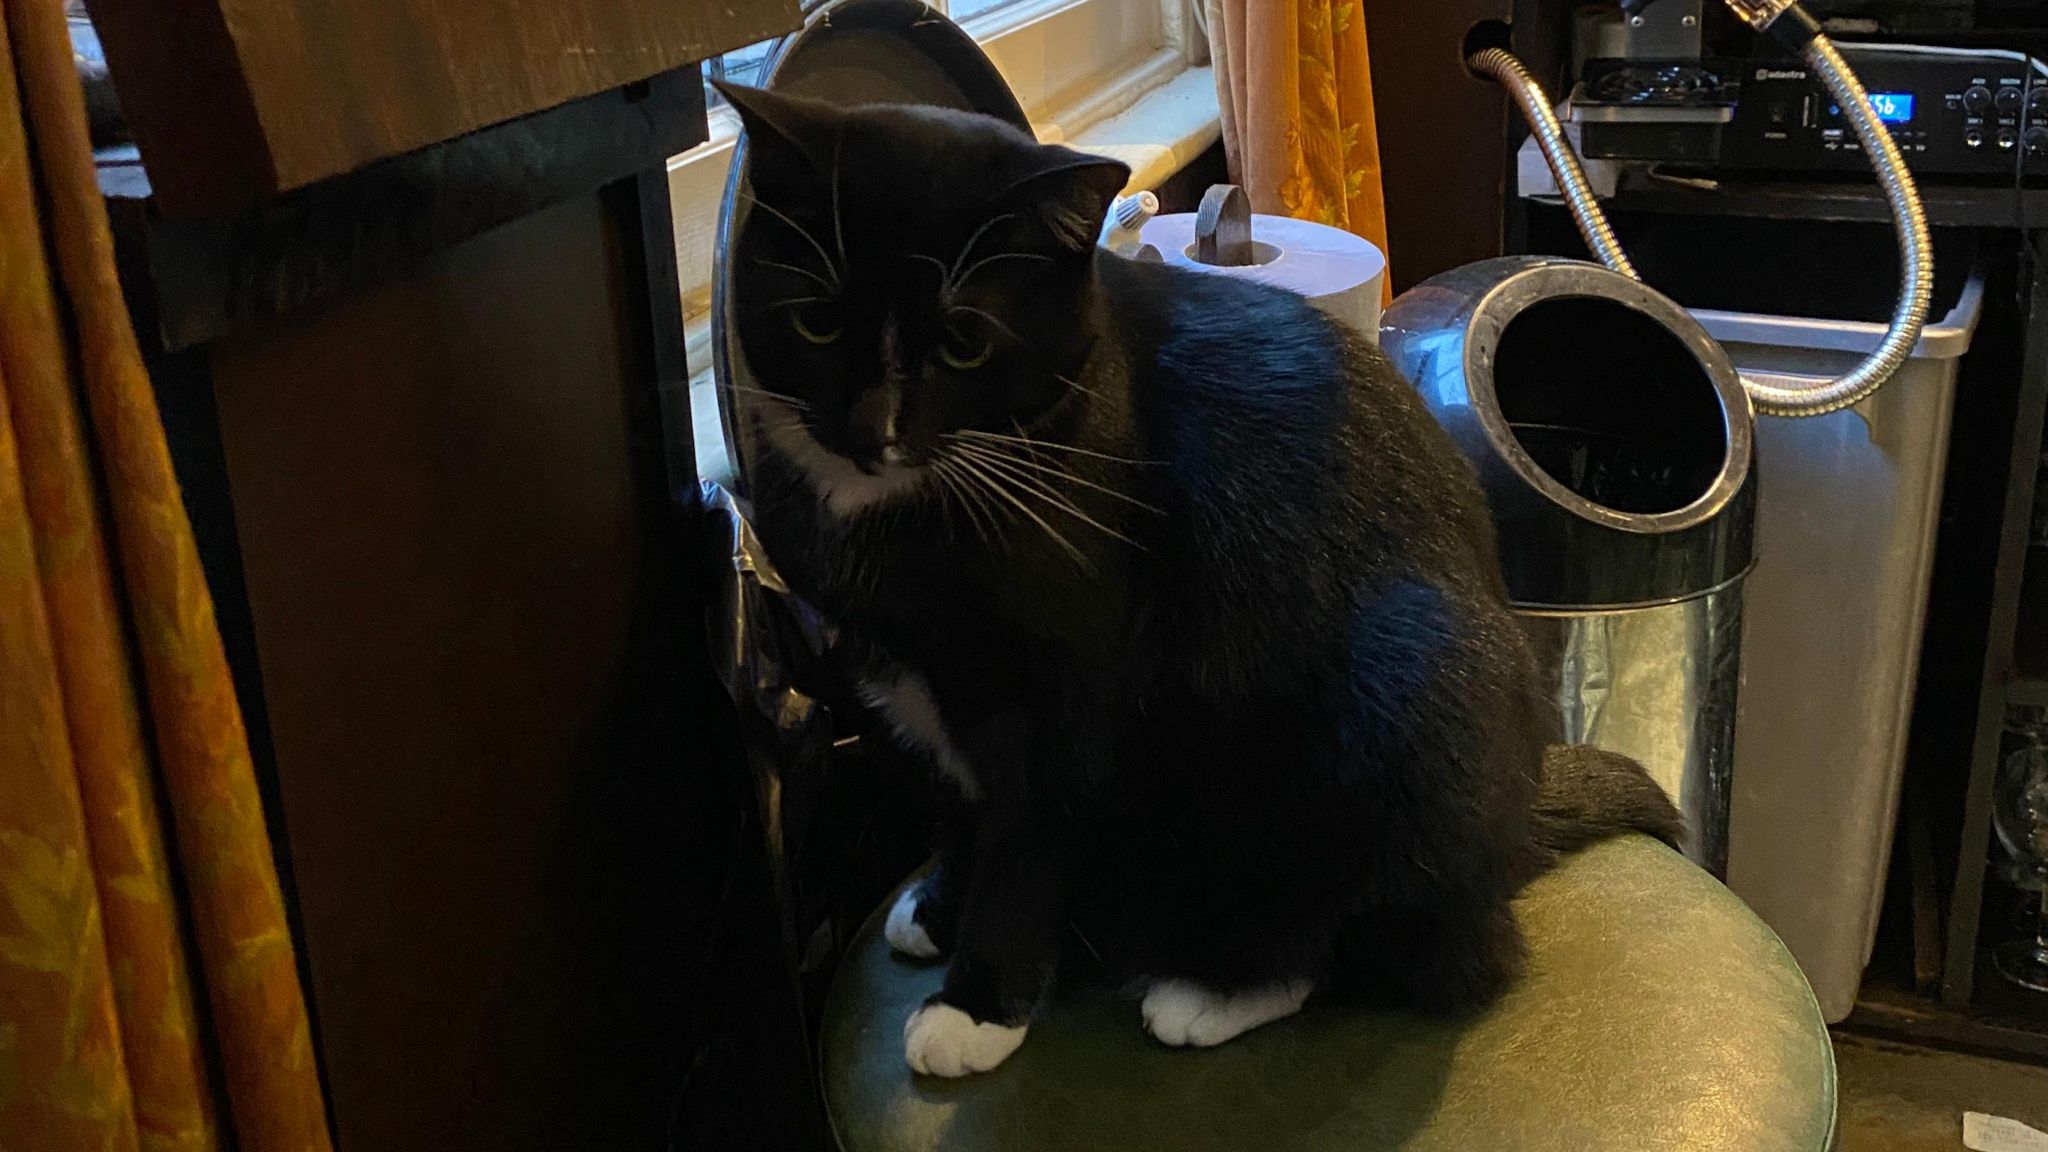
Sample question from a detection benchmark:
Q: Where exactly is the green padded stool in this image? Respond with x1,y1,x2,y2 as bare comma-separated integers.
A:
821,836,1836,1152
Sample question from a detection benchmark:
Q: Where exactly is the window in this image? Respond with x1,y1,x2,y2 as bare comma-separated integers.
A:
700,0,1043,110
947,0,1032,20
674,0,1216,387
701,39,775,98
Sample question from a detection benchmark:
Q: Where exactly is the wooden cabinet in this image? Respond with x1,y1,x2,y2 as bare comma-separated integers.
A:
1360,0,1513,293
94,1,825,1146
86,0,792,213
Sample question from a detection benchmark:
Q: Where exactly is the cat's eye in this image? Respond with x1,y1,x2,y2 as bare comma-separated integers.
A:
790,305,842,345
939,333,993,371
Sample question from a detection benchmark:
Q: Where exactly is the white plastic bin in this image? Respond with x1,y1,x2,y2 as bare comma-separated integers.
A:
1704,270,1984,1022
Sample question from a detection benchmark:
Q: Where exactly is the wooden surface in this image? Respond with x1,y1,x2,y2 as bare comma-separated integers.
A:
95,5,843,1135
1360,0,1515,293
84,0,797,213
104,69,709,350
195,187,793,1150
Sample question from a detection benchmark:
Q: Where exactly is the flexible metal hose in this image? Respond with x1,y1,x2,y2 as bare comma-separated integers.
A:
1470,27,1933,418
1469,48,1637,280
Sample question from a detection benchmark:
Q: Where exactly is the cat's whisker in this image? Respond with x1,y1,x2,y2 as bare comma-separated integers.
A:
830,135,850,272
935,471,976,546
753,259,836,290
925,460,965,541
950,453,1090,569
949,305,1021,343
905,253,952,288
957,446,1089,518
947,213,1018,286
741,297,835,321
738,192,842,288
937,455,1010,547
952,447,1148,551
948,440,1162,514
954,428,1165,467
717,383,810,410
941,454,1006,536
952,250,1052,293
932,458,996,548
1055,373,1101,400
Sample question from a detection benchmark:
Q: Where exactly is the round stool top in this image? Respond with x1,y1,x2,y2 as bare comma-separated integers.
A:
821,836,1835,1152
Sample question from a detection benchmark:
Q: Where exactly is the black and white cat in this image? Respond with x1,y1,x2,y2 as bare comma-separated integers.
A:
720,83,1682,1079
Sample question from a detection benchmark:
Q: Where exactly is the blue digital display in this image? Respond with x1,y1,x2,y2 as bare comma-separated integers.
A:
1869,92,1916,123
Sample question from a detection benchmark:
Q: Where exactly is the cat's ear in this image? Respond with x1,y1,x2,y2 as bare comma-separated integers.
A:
716,82,837,198
999,146,1132,254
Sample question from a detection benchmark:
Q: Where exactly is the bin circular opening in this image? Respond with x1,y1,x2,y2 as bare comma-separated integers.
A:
1492,295,1728,516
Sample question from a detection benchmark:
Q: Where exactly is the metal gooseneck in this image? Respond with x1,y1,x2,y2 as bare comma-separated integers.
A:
1470,0,1934,419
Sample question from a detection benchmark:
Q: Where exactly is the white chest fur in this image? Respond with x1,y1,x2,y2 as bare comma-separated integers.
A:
759,406,923,519
859,670,979,799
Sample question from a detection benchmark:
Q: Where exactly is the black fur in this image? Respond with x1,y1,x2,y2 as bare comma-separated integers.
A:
1531,745,1687,865
720,85,1682,1032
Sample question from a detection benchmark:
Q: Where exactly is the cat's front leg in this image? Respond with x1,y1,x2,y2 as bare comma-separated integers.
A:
885,788,976,960
902,746,1071,1077
902,821,1068,1076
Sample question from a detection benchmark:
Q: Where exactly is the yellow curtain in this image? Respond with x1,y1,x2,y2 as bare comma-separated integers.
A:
0,1,332,1149
1207,0,1393,298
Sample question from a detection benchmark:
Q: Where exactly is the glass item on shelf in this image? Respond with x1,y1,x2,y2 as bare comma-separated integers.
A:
1994,704,2048,994
2000,890,2048,995
1995,705,2048,867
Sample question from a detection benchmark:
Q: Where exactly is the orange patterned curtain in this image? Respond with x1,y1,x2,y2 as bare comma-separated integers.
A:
0,1,332,1150
1207,0,1392,297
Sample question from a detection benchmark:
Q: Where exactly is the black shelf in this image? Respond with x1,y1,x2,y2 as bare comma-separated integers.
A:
1845,977,2048,1065
1585,171,2048,229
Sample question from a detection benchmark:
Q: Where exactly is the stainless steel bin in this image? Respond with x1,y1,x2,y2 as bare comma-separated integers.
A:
1383,256,1757,876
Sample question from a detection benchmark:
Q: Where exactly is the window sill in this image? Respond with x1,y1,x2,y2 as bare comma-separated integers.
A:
1065,64,1217,192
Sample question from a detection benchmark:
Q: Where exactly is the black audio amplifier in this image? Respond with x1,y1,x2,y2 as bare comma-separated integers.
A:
1576,44,2048,178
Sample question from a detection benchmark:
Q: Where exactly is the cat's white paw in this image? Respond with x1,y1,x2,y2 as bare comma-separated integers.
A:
903,1002,1028,1077
884,887,940,959
1141,978,1312,1048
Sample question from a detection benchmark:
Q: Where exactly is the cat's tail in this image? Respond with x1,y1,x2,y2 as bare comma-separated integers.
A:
1527,744,1686,865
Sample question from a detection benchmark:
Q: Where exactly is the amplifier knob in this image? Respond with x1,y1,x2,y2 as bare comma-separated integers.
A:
2027,126,2048,155
1966,85,1995,115
2030,87,2048,120
1997,86,2025,117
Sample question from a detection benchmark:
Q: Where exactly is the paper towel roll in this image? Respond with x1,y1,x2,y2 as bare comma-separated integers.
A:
1136,213,1388,341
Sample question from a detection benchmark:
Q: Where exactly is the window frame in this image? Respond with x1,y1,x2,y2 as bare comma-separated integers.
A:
670,0,1209,377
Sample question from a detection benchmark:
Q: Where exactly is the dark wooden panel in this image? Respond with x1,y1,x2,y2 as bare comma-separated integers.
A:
84,0,796,213
112,69,710,351
1362,0,1513,293
205,192,732,1151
